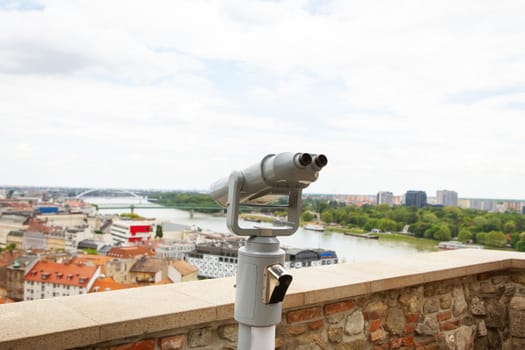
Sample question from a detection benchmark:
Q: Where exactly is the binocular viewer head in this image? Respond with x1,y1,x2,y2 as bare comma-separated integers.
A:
210,152,327,207
210,152,327,236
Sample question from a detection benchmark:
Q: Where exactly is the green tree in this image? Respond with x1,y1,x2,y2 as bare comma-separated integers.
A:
155,225,163,239
410,222,431,238
457,228,473,243
442,206,462,221
483,231,507,248
473,216,488,232
377,218,398,232
301,211,315,222
516,240,525,252
3,243,16,252
486,217,502,232
423,226,434,239
432,224,452,241
364,218,379,232
503,220,517,233
421,212,438,223
476,232,487,245
320,210,334,223
334,208,348,224
516,232,525,251
348,213,368,227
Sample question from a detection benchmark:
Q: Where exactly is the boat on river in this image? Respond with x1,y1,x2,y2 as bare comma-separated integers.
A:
438,241,482,250
304,224,325,232
344,232,379,240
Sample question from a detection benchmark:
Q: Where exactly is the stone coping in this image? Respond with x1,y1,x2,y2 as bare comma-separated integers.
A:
0,249,523,349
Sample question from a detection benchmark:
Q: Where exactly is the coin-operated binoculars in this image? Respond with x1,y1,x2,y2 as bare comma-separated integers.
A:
210,152,327,350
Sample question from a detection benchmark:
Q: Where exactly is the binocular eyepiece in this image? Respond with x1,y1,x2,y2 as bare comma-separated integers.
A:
297,153,328,170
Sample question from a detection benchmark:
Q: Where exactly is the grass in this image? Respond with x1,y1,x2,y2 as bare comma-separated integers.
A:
325,226,365,234
240,213,274,223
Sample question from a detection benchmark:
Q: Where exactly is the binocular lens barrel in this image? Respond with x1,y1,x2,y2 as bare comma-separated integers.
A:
315,154,328,168
298,153,312,166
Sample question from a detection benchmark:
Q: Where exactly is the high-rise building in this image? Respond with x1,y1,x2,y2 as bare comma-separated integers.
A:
436,190,458,207
377,191,394,206
404,191,427,208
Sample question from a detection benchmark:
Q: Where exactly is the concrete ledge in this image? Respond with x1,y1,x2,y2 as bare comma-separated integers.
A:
0,249,523,349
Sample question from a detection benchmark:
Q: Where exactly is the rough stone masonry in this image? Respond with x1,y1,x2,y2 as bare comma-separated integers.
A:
89,270,525,350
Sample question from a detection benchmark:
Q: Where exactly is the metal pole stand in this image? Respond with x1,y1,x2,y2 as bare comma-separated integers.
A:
223,171,298,349
235,236,287,350
209,153,327,350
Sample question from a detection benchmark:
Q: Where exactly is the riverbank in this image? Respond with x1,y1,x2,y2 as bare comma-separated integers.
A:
88,197,447,262
324,225,438,251
324,226,365,234
377,232,438,251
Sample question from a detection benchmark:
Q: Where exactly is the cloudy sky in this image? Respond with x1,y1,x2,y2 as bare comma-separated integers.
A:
1,0,524,199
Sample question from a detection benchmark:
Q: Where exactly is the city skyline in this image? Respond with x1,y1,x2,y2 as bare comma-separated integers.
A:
2,185,525,203
1,1,525,199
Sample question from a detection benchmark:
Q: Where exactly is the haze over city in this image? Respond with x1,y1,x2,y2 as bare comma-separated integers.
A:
1,1,524,199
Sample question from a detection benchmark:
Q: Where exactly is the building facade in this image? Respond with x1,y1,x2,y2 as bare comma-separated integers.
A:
436,190,458,207
404,191,427,208
376,191,394,206
24,260,100,301
186,241,242,279
110,219,154,246
129,257,166,285
155,240,195,259
6,256,38,301
168,260,198,283
283,248,338,269
187,240,338,279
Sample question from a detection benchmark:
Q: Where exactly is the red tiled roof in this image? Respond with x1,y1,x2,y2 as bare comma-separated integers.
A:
171,260,198,276
24,261,98,287
72,255,112,266
107,246,154,258
26,218,54,234
0,297,15,304
90,277,138,293
72,255,113,275
155,278,173,285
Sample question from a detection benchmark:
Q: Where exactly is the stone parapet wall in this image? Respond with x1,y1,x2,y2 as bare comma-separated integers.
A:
277,270,525,350
75,270,525,350
1,249,524,350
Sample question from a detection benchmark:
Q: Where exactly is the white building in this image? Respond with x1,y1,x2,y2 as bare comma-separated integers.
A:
168,260,198,283
24,261,100,301
377,191,394,206
64,225,93,250
186,241,243,279
187,240,338,279
155,240,195,259
110,219,154,246
436,190,458,207
0,214,29,246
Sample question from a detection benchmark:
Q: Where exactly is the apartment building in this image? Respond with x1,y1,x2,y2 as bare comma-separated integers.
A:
24,260,100,301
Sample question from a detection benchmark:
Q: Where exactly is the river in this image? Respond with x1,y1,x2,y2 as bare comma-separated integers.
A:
85,197,437,263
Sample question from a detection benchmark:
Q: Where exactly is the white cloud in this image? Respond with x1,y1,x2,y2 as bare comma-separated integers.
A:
0,0,524,198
